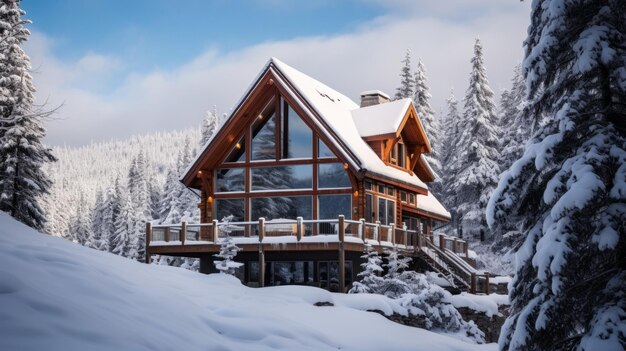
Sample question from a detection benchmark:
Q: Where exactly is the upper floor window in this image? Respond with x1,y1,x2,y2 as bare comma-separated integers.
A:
281,98,312,159
251,98,277,161
390,140,407,168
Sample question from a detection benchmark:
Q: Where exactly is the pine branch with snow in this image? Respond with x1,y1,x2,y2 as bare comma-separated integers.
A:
214,215,243,275
393,49,414,100
349,243,384,294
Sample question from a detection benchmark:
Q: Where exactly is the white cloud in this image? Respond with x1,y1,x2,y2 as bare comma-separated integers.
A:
25,2,531,146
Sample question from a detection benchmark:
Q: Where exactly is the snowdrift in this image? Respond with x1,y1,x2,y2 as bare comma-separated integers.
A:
0,212,495,351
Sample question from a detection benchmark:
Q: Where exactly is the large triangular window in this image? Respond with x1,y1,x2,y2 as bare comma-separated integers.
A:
281,97,312,159
251,98,277,161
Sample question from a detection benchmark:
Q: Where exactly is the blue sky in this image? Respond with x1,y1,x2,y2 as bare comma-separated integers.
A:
23,0,531,146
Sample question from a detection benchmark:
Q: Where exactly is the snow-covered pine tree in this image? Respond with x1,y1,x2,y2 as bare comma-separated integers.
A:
393,49,414,100
498,64,529,173
104,177,122,252
349,243,384,294
413,58,442,198
200,106,219,146
378,248,413,298
214,215,243,275
450,39,501,240
441,90,461,217
0,0,56,230
90,190,108,251
68,194,93,246
111,180,135,258
488,1,626,350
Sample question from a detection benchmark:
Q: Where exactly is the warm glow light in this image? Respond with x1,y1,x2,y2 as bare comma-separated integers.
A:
354,190,359,197
198,170,203,175
258,114,263,120
343,163,349,170
207,196,213,203
235,143,241,149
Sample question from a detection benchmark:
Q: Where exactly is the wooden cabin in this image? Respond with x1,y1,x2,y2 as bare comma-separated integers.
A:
145,58,486,293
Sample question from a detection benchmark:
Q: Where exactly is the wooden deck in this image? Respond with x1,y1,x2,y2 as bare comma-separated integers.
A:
145,216,491,294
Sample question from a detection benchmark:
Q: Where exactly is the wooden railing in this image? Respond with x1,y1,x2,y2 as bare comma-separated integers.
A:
146,216,489,294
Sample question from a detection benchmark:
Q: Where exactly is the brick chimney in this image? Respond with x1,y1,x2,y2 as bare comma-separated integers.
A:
359,90,391,108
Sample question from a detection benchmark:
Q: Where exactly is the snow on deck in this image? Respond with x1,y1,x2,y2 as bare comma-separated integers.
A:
0,212,495,351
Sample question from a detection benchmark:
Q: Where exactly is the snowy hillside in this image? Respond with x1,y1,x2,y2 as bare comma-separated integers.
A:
0,212,496,351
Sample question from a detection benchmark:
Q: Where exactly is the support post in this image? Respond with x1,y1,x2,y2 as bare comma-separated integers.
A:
453,237,458,254
464,241,469,257
439,234,446,251
181,221,187,245
375,221,381,242
390,223,396,246
296,216,303,241
485,272,490,295
402,222,407,247
164,227,170,243
338,215,345,293
258,217,265,288
211,219,218,243
470,273,477,294
145,222,152,264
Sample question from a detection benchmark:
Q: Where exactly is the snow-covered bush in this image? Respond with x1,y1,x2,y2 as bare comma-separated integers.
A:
349,243,384,294
377,248,413,298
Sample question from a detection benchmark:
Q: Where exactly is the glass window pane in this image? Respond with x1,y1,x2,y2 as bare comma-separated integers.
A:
225,135,245,163
378,197,386,224
251,196,312,221
282,100,312,159
365,194,373,222
251,165,312,190
387,200,395,225
251,99,277,161
215,198,244,222
215,168,244,193
318,138,334,158
318,194,351,220
378,184,385,193
401,191,407,202
318,163,351,189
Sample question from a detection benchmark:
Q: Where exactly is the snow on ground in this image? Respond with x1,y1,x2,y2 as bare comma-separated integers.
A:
0,212,496,351
446,293,510,318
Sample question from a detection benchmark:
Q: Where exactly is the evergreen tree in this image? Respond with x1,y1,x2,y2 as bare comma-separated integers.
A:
104,177,122,252
111,179,134,257
349,243,384,294
90,190,108,251
393,49,414,100
200,106,219,146
0,0,56,229
488,1,626,350
450,39,500,240
378,248,413,298
214,216,243,275
68,194,93,246
441,90,461,216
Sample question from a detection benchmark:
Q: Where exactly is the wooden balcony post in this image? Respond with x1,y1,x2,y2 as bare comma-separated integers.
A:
258,217,265,242
402,222,407,247
390,223,396,246
164,227,170,243
338,215,345,293
181,221,187,245
470,273,477,294
375,221,381,242
359,218,365,240
211,219,219,243
465,242,469,257
485,272,490,295
296,216,303,241
439,234,446,251
453,237,458,254
145,222,152,264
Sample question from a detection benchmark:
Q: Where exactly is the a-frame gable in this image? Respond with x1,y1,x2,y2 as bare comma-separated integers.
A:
183,64,354,188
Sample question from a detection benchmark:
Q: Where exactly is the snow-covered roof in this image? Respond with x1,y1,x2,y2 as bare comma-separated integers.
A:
270,58,428,190
351,98,412,137
416,191,451,220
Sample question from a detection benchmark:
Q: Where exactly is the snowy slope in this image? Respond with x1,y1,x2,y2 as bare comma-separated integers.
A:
0,212,496,351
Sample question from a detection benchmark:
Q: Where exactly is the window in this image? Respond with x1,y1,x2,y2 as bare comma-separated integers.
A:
377,197,396,225
365,194,374,222
281,98,312,159
387,187,395,196
224,135,245,163
250,196,312,221
319,261,352,292
378,184,385,193
397,142,405,168
215,198,245,222
409,193,416,205
271,261,314,285
318,194,351,220
364,181,372,191
251,99,277,161
400,191,407,203
251,165,312,191
215,168,244,193
318,138,334,158
318,163,351,188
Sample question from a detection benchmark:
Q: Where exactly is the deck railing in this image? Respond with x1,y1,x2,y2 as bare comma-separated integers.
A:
146,216,489,294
